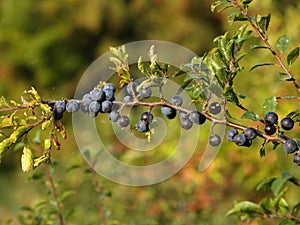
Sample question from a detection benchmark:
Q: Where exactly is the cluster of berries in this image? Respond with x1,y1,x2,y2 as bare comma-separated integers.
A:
225,111,299,165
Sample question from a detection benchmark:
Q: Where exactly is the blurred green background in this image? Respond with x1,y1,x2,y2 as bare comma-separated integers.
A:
0,0,300,224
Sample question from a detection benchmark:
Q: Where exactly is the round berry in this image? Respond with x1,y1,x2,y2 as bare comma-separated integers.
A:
103,83,116,93
179,111,188,120
233,133,247,146
104,89,115,101
88,111,98,118
108,110,120,122
242,139,252,147
293,153,300,166
54,112,64,120
209,102,221,115
117,115,130,128
126,82,139,96
140,112,153,124
264,112,278,125
180,118,193,130
139,87,152,98
136,120,150,132
189,110,206,125
90,88,105,101
264,124,276,135
123,95,133,103
53,101,66,114
243,127,257,140
284,139,299,154
101,100,113,113
81,104,89,113
82,93,93,105
209,134,221,146
66,99,80,113
280,117,294,131
161,106,176,119
89,101,101,113
170,95,183,106
226,128,238,142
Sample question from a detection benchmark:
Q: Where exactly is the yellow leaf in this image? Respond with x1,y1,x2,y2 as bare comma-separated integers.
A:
21,146,33,172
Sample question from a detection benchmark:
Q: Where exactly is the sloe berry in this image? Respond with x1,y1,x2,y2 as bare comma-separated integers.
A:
141,112,153,124
293,153,300,166
89,101,101,113
117,115,130,128
104,89,115,101
109,110,120,122
136,120,150,132
180,118,193,130
54,101,66,114
103,83,116,93
264,124,276,135
139,87,152,98
90,88,105,101
226,128,238,142
123,95,133,103
233,133,247,146
82,93,93,105
280,117,294,131
189,110,206,125
243,127,257,140
66,100,80,113
209,134,221,146
170,95,183,106
161,106,176,119
126,82,139,96
101,100,113,113
284,139,299,154
209,102,221,115
264,112,278,125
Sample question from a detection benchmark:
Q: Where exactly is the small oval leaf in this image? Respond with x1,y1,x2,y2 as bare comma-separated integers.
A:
277,34,291,53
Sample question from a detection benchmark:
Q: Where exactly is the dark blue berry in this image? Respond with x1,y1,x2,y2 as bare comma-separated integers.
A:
88,111,98,118
140,112,153,124
264,124,276,135
209,102,221,115
101,100,113,113
170,95,183,106
82,93,93,105
139,87,152,98
161,106,176,119
53,101,66,114
117,115,130,128
81,104,89,113
136,120,149,132
104,89,115,101
209,134,221,146
66,100,80,113
180,118,193,130
126,82,139,96
293,153,300,166
108,110,120,122
90,88,105,101
280,117,294,131
123,95,133,103
103,83,116,93
284,139,298,154
54,112,64,120
264,112,278,125
243,127,257,140
179,111,188,120
89,101,101,113
233,133,247,146
226,129,238,142
189,110,206,125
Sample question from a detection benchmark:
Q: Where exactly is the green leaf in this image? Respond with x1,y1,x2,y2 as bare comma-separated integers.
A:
60,191,76,203
287,47,299,65
256,14,271,33
279,219,297,225
259,139,267,157
263,97,278,114
241,111,261,121
224,88,239,105
260,198,273,214
292,202,300,216
227,201,264,216
257,177,276,191
277,34,291,53
271,172,292,196
211,0,228,12
250,45,268,50
249,62,274,72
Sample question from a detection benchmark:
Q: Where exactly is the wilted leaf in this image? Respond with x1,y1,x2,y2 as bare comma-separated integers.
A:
21,146,33,172
287,47,299,65
277,34,291,53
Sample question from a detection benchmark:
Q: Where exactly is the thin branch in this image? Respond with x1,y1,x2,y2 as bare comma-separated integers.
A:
231,0,300,93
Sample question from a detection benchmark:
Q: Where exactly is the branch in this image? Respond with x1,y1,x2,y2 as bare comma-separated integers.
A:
231,0,300,93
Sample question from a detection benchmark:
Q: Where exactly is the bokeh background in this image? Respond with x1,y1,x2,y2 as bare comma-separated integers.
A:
0,0,299,224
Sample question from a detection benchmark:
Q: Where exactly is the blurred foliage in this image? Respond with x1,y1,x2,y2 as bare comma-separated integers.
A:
0,0,300,225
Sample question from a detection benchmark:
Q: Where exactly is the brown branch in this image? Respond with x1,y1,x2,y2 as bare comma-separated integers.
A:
230,0,300,93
